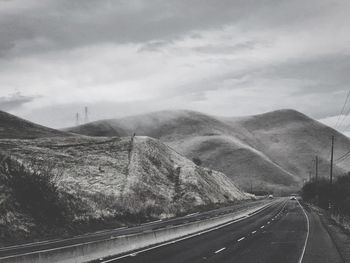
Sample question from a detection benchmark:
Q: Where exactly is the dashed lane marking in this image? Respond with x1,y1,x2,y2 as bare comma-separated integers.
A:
214,247,226,254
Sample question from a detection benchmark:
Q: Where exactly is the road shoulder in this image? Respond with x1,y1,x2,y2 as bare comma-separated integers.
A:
301,203,343,263
309,205,350,263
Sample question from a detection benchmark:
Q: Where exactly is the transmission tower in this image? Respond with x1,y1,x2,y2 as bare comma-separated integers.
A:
84,106,89,123
75,112,80,126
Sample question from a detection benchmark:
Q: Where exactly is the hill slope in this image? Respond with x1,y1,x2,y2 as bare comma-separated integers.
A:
228,110,350,182
0,110,70,139
0,135,247,242
65,109,350,193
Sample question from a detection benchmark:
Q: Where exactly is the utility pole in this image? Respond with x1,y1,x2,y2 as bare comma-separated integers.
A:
329,135,335,210
330,135,334,185
315,155,319,182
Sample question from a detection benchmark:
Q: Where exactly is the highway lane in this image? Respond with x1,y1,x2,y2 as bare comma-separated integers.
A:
208,199,307,263
0,199,271,259
97,198,346,263
100,198,345,263
93,199,289,263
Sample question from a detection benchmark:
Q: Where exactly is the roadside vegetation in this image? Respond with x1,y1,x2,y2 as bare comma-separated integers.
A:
0,158,75,225
0,147,249,246
301,175,350,217
0,157,85,244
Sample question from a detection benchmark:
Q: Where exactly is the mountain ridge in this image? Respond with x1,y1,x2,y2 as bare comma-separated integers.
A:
65,109,350,194
0,111,248,243
0,110,71,139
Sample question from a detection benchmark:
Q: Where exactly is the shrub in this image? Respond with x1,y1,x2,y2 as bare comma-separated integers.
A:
0,158,73,226
192,157,202,166
301,175,350,216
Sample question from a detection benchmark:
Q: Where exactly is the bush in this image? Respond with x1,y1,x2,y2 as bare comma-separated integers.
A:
301,175,350,216
192,157,202,166
0,158,73,226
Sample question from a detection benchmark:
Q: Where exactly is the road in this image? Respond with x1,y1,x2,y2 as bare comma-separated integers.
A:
96,199,344,263
0,199,270,259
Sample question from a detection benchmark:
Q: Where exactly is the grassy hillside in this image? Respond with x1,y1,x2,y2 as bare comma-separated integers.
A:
231,109,350,182
0,135,247,244
0,110,71,139
65,109,350,194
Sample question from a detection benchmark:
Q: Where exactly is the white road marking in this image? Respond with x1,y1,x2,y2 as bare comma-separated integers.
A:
141,220,162,226
0,225,126,252
260,225,265,229
116,226,128,230
186,212,199,217
237,237,245,242
2,201,280,263
251,230,257,234
297,199,310,263
215,247,226,254
267,221,270,224
99,202,278,263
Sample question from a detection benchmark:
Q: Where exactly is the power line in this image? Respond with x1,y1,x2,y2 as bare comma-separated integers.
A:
334,89,350,130
341,119,350,133
334,149,350,164
338,105,350,132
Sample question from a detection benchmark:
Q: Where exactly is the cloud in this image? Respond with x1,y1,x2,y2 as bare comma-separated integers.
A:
1,0,347,57
191,41,258,55
0,0,350,131
0,92,35,111
137,40,174,52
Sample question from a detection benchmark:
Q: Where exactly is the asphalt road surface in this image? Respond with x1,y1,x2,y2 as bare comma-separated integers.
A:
0,199,270,259
98,199,344,263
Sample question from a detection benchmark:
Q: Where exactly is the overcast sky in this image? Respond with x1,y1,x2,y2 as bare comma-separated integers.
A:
1,0,350,132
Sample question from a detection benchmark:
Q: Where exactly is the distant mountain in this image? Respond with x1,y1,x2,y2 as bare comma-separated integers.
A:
0,110,70,139
65,109,350,194
226,110,350,187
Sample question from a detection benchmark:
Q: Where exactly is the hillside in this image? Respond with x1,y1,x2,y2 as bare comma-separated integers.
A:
65,109,350,194
0,135,247,243
0,110,70,139
229,110,350,183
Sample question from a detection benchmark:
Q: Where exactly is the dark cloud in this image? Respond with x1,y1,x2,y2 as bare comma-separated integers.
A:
137,40,173,52
0,92,35,111
192,41,258,54
0,0,333,57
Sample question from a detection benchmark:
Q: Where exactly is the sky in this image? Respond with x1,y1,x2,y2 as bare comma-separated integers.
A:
1,0,350,133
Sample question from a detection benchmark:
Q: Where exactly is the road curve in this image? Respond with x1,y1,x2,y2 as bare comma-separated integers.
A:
0,199,271,259
94,199,344,263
